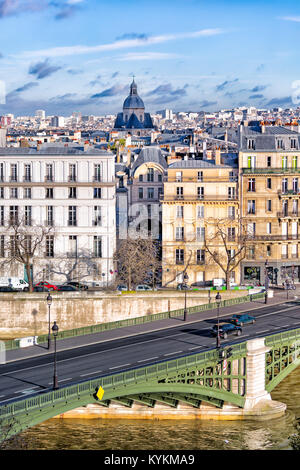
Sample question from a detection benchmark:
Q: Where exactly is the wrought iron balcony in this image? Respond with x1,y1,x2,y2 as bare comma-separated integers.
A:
243,168,300,175
277,211,299,218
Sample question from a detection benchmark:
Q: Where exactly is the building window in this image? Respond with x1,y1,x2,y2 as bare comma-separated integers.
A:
267,156,272,167
267,178,272,189
0,188,3,199
291,139,297,150
147,188,154,199
147,168,154,182
247,223,256,238
138,187,143,199
197,205,204,219
94,164,101,182
176,172,182,182
10,188,18,199
267,199,272,212
0,206,4,226
157,174,162,182
68,235,77,258
282,156,287,168
46,206,54,226
10,164,17,182
248,178,256,192
68,206,77,226
292,199,298,215
247,200,255,214
176,206,184,218
267,222,272,234
247,155,256,168
197,171,203,182
94,188,102,199
293,178,299,193
45,236,54,258
139,174,143,182
69,164,76,182
248,246,255,259
267,245,272,257
94,206,102,226
197,226,205,242
196,249,205,264
0,235,4,257
68,187,77,199
9,206,18,225
45,188,54,199
158,187,163,199
282,245,288,259
228,206,235,219
282,178,288,193
0,163,4,182
247,139,255,150
24,188,31,199
176,187,183,199
175,249,184,265
24,206,32,226
228,227,236,241
292,156,298,169
93,236,102,258
45,164,54,182
228,187,236,199
176,227,184,241
24,164,31,182
197,187,204,199
277,140,284,150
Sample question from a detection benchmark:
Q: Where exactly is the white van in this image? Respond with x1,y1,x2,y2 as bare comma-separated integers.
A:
0,277,29,291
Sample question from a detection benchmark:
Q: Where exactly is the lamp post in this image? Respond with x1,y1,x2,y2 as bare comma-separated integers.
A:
52,321,59,390
264,260,269,304
183,272,189,321
215,292,221,349
46,293,52,350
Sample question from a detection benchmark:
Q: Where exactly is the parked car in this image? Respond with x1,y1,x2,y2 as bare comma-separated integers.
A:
136,284,152,291
57,284,78,292
34,281,59,291
176,283,190,290
117,284,128,291
230,313,255,326
33,286,47,292
0,277,29,291
0,286,16,292
211,323,242,339
63,281,88,291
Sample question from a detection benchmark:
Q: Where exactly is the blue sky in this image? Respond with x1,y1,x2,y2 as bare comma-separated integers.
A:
1,0,300,115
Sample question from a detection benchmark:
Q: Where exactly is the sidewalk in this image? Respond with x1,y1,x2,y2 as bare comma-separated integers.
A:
5,287,299,363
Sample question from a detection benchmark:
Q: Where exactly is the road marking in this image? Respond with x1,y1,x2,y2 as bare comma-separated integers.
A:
188,346,204,350
164,351,183,356
257,330,269,334
58,378,72,383
80,370,102,377
109,364,131,370
137,357,158,363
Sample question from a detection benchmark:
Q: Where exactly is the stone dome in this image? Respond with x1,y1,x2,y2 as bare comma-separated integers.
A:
123,79,145,110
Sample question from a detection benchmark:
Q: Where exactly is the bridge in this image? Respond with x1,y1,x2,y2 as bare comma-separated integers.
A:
1,326,299,441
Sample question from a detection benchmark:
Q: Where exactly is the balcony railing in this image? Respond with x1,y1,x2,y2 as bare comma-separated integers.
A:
277,211,299,218
243,168,300,175
278,189,300,197
251,235,299,241
162,195,238,202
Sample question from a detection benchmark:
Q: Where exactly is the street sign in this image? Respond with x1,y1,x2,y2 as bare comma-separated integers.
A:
95,386,105,401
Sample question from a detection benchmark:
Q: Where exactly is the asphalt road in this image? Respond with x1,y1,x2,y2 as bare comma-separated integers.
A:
0,300,300,405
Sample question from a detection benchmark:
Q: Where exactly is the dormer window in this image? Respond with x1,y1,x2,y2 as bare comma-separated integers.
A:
247,139,255,150
277,139,284,149
291,138,297,149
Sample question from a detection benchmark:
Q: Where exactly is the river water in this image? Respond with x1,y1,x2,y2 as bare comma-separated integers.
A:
4,367,300,450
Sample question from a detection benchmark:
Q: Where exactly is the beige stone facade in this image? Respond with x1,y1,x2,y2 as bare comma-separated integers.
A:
161,153,240,286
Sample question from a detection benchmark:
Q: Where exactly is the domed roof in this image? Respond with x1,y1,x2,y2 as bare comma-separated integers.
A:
123,79,145,110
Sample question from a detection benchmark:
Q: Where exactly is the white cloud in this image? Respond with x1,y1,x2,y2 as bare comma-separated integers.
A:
280,16,300,22
16,28,225,59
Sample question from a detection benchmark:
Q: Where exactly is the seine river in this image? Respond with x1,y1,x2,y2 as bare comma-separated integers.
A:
4,367,300,450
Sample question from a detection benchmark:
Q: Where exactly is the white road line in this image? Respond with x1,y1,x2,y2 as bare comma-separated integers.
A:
188,346,203,350
164,351,182,356
80,370,102,377
109,364,131,370
58,378,72,383
257,330,269,334
137,357,158,363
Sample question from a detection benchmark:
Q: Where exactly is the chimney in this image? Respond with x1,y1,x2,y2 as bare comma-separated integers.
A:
215,148,221,166
261,121,265,133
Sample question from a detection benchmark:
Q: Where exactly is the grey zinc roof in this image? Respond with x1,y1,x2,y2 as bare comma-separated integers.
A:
131,146,168,174
169,159,236,169
0,146,113,156
240,125,300,151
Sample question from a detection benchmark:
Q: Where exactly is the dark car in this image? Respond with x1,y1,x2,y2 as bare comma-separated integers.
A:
64,281,88,291
177,283,190,290
0,286,16,292
57,285,78,292
231,313,255,326
211,323,242,339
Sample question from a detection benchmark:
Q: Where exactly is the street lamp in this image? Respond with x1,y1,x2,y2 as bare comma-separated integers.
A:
183,272,189,321
46,293,52,350
264,260,269,304
215,292,221,349
52,321,59,390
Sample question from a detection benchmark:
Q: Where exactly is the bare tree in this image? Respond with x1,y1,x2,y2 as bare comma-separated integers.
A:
0,217,55,292
203,217,259,289
45,248,99,285
114,237,160,290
